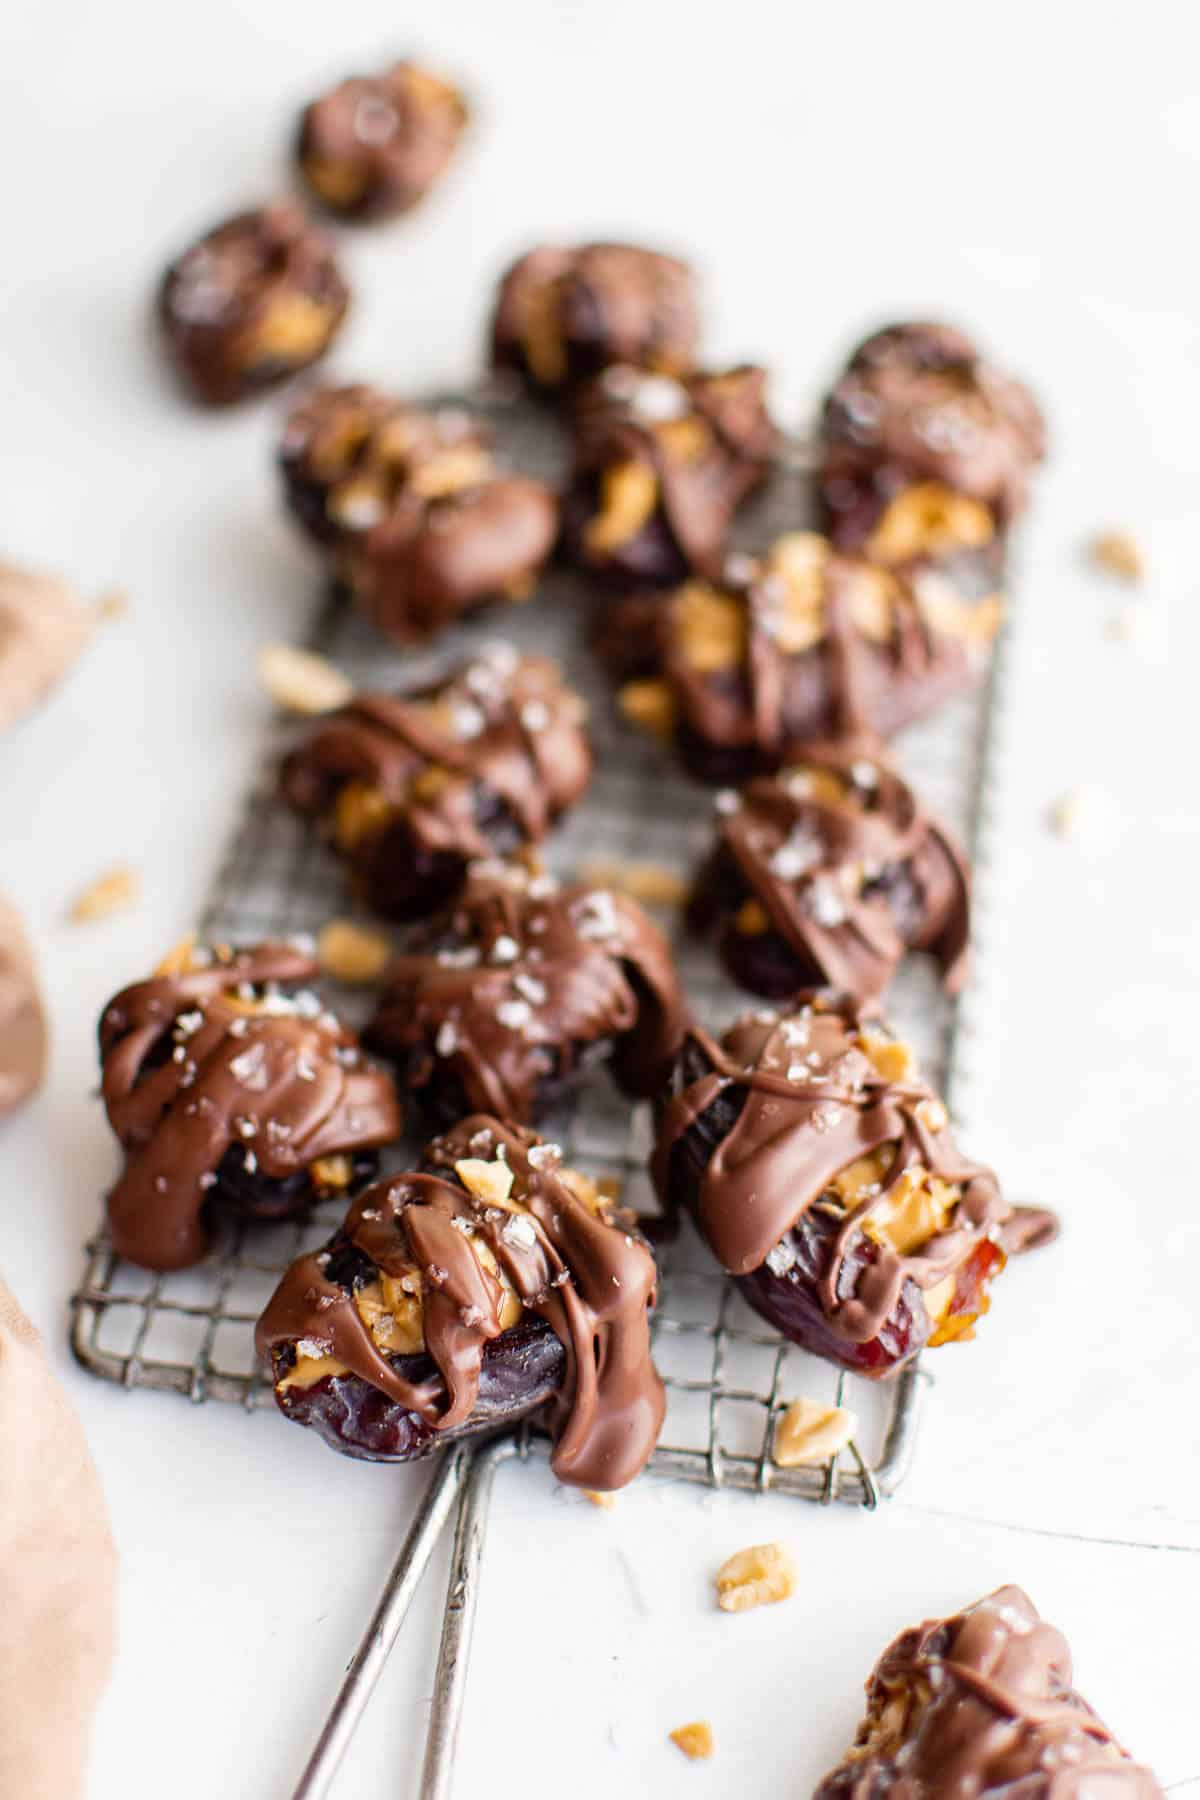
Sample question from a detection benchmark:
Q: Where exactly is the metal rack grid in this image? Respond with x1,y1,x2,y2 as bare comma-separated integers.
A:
70,393,1003,1511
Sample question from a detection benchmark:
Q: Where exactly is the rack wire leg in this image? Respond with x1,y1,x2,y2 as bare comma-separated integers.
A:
291,1447,470,1800
419,1438,515,1800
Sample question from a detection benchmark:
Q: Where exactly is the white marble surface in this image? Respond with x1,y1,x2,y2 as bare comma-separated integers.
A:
2,1,1199,1793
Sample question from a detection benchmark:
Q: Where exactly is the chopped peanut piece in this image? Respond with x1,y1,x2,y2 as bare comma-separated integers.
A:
259,643,353,716
583,1489,616,1510
95,588,131,621
676,581,747,671
715,1542,797,1613
867,482,994,565
408,446,493,499
669,1722,714,1760
310,1154,355,1192
70,866,141,924
1049,786,1099,838
734,899,769,936
618,679,677,743
317,919,392,984
773,1397,858,1468
1088,530,1144,583
577,859,690,908
454,1157,516,1207
584,459,659,555
154,933,199,977
250,293,336,362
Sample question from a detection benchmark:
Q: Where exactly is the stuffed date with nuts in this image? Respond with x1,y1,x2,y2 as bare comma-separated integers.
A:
277,645,591,922
157,203,349,406
98,940,400,1271
815,1585,1163,1798
278,383,557,643
257,1115,666,1489
296,60,467,221
489,241,699,398
561,362,774,586
653,994,1055,1376
689,742,969,1006
365,863,689,1125
818,321,1045,574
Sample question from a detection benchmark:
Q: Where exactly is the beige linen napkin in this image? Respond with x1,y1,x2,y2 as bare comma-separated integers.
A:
0,1279,117,1798
0,891,47,1117
0,560,92,737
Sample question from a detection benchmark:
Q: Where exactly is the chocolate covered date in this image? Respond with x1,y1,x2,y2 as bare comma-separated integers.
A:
98,940,400,1271
296,60,467,221
158,203,348,405
257,1116,666,1489
654,995,1055,1377
816,1585,1162,1798
365,864,689,1124
278,645,591,922
818,320,1045,571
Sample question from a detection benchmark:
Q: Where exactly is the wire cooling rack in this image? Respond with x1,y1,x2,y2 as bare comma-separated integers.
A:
70,389,1004,1511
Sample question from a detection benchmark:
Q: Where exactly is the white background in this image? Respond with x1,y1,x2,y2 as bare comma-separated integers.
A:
3,1,1199,1793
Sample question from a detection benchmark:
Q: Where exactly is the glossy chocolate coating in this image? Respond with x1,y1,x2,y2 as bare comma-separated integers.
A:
366,865,690,1123
278,646,592,921
489,242,699,396
278,382,557,642
158,203,349,405
257,1116,666,1489
562,363,775,585
296,61,467,221
689,743,969,1005
618,535,988,784
816,1586,1163,1798
98,943,401,1271
819,321,1045,557
654,997,1055,1376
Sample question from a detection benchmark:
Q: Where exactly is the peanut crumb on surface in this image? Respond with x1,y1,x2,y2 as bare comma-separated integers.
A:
1087,530,1144,583
258,642,354,715
70,866,141,924
773,1397,858,1468
715,1542,797,1613
669,1722,714,1761
317,918,392,984
95,588,131,621
1049,786,1099,838
583,1489,616,1510
577,858,691,908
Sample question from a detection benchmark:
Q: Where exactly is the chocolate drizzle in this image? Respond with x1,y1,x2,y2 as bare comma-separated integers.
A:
649,534,988,781
366,866,690,1121
256,1116,666,1489
820,321,1046,555
99,943,401,1271
278,647,592,919
691,742,970,1004
564,363,775,582
489,242,699,394
654,997,1055,1347
815,1585,1163,1798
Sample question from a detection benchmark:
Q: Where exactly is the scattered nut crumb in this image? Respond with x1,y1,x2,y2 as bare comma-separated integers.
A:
715,1542,797,1613
1106,602,1150,642
70,866,141,924
773,1397,858,1468
317,918,392,984
1049,786,1099,838
1087,530,1144,583
583,1489,616,1510
95,588,131,621
258,643,353,716
577,859,691,908
669,1722,714,1761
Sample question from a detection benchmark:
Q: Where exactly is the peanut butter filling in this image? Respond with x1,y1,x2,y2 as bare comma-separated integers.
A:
583,460,659,554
